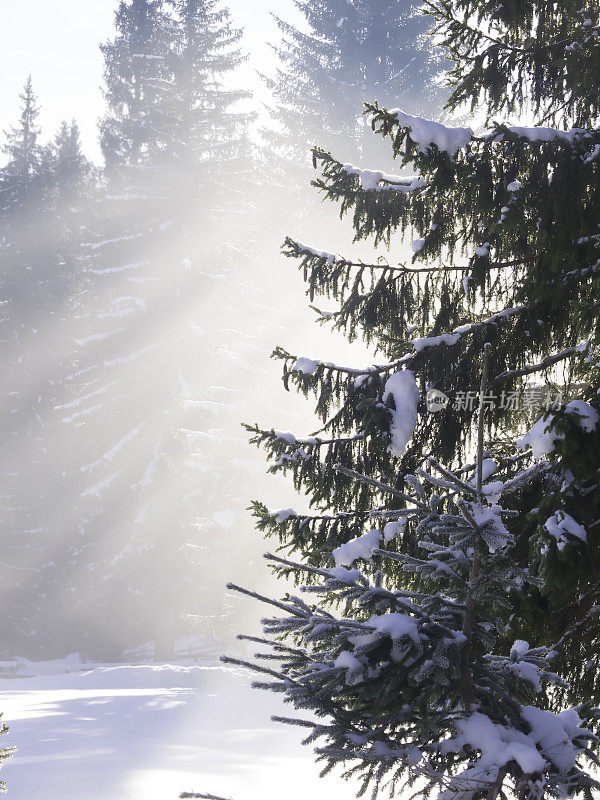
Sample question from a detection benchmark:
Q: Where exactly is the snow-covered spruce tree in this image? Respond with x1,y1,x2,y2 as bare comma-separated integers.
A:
246,0,600,680
227,0,600,794
227,357,600,798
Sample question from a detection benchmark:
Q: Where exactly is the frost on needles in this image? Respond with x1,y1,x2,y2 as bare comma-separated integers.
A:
226,452,599,800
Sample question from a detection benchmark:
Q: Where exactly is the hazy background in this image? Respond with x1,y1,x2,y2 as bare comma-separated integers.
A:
0,0,299,161
0,0,440,661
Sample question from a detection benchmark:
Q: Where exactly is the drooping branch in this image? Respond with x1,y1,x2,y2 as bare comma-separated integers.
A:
291,239,540,274
277,304,528,379
491,342,588,385
422,1,527,54
333,463,428,510
220,655,300,685
225,583,308,618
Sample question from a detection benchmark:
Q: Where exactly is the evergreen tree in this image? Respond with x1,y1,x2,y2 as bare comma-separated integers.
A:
266,0,443,161
227,393,600,798
0,76,42,207
227,1,600,795
166,0,252,218
44,119,94,302
0,81,83,655
263,0,445,192
99,0,174,174
60,0,256,659
50,120,93,206
0,77,46,296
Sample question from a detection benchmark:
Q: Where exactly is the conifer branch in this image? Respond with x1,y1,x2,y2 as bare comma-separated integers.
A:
420,459,478,498
333,464,429,510
498,461,550,496
292,241,540,274
220,655,300,685
453,451,531,478
264,552,339,580
309,256,472,274
277,304,529,380
236,634,293,651
244,424,365,450
225,583,308,618
272,510,371,523
180,794,232,800
276,350,409,377
422,1,526,54
491,343,588,384
271,715,318,728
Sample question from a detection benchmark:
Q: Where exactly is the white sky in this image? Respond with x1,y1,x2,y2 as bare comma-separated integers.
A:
0,0,298,162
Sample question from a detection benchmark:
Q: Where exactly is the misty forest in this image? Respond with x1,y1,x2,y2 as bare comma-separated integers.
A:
1,1,599,799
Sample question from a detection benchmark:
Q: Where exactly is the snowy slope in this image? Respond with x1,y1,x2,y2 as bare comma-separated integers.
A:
0,661,356,800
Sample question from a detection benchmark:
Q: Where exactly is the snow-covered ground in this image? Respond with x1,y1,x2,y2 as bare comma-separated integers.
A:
0,657,356,800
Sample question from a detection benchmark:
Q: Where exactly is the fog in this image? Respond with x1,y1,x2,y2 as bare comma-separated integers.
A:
0,0,295,160
0,0,440,662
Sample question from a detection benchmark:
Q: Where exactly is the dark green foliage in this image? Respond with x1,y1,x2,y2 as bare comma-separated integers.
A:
252,110,600,508
231,463,600,799
233,1,600,796
424,1,600,127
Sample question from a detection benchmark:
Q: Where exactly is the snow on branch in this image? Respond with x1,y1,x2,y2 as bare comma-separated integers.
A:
343,164,427,193
367,102,598,154
180,794,232,800
333,463,428,510
289,238,540,274
384,109,472,155
492,341,590,385
228,456,600,799
277,304,528,381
